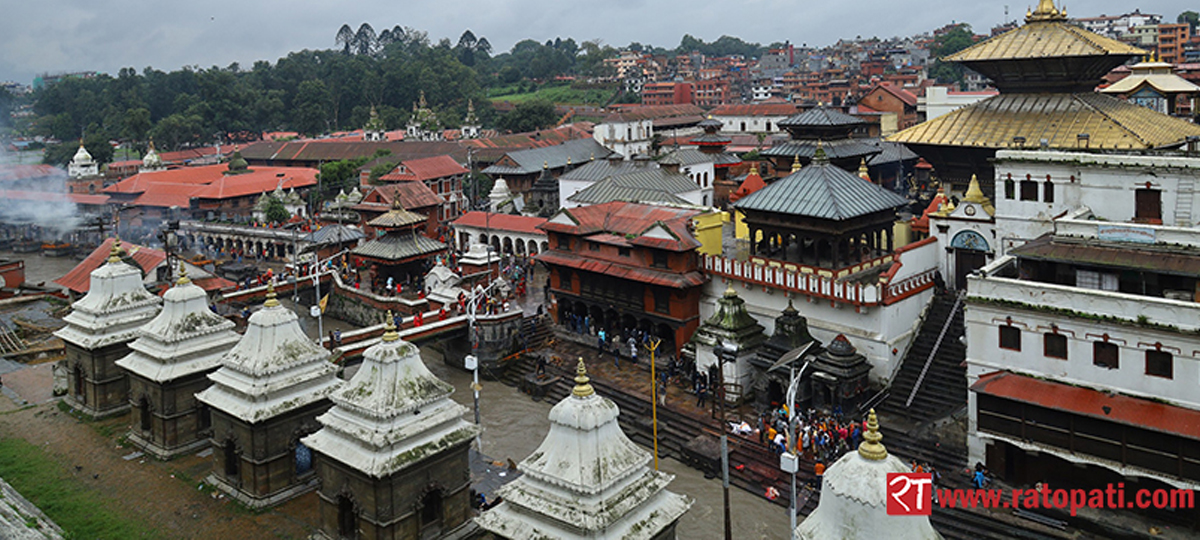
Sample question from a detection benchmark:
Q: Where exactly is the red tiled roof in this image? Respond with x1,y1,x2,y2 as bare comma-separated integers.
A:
107,164,318,202
379,155,468,182
604,104,705,122
364,182,442,210
540,202,702,252
537,250,705,288
870,84,918,107
133,184,204,208
54,238,167,294
729,167,766,202
972,371,1200,441
452,212,547,235
710,103,801,116
910,190,947,233
0,189,109,206
0,164,60,182
191,168,317,200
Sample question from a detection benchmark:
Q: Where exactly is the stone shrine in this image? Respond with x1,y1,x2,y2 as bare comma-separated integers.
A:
303,313,478,539
115,265,240,458
56,240,162,418
196,284,341,507
476,359,692,539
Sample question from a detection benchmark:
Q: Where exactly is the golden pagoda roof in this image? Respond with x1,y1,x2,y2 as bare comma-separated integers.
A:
947,1,1144,63
1102,60,1200,95
367,206,426,228
889,92,1200,150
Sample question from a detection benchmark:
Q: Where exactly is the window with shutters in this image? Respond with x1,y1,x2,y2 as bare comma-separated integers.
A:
1093,342,1119,369
1043,333,1067,359
1145,350,1173,379
999,326,1021,351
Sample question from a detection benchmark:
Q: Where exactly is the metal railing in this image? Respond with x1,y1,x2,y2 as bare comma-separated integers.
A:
905,290,965,408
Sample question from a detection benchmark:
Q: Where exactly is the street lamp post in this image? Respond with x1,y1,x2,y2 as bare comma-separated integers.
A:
715,339,736,540
648,337,662,471
778,342,816,540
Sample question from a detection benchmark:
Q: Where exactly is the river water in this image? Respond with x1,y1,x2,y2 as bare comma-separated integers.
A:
19,248,792,539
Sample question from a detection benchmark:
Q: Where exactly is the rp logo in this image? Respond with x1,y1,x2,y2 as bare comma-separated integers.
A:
887,473,933,515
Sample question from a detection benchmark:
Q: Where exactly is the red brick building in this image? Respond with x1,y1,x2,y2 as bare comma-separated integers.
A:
371,155,468,221
641,81,695,106
537,202,708,355
857,83,919,129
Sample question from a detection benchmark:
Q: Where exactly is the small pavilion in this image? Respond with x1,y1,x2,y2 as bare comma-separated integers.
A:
763,105,880,174
1101,55,1200,116
734,145,909,269
351,199,447,292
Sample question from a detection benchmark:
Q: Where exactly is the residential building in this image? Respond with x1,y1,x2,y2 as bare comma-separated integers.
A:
374,155,469,221
709,103,799,135
857,84,919,130
1159,23,1191,65
641,81,694,106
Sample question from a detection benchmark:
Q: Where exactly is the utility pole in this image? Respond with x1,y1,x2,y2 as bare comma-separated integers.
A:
648,337,662,471
716,339,734,540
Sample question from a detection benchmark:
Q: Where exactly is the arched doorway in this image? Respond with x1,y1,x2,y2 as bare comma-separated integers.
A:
420,489,443,535
337,495,356,539
223,439,240,479
294,441,313,476
527,240,538,255
950,230,990,290
138,396,152,433
73,365,84,398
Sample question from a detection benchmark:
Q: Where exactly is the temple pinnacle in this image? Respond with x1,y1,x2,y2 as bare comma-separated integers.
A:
857,408,888,460
572,358,594,397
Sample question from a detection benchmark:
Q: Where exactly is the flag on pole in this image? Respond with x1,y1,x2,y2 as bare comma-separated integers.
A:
318,293,329,314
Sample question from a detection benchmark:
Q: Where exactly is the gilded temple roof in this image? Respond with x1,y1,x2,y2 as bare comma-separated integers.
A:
888,92,1200,150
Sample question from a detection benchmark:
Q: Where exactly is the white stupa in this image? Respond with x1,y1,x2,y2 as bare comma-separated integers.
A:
196,283,340,424
56,241,160,352
56,240,163,417
488,177,512,212
303,312,478,476
67,142,98,179
795,410,943,540
140,140,165,172
476,359,692,540
115,264,240,457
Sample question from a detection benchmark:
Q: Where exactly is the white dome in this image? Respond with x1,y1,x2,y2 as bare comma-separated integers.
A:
72,144,94,165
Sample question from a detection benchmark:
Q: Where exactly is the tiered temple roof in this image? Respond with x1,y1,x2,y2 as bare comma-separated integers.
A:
476,360,691,539
115,266,239,383
196,285,340,423
302,314,477,477
55,241,162,350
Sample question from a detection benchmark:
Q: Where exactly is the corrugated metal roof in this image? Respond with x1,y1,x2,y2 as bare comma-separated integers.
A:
947,19,1145,63
778,106,866,128
734,157,908,220
972,370,1200,440
866,141,920,166
889,92,1200,150
659,147,716,167
301,224,365,246
1011,234,1200,276
762,138,882,160
558,160,642,182
351,233,446,262
482,139,613,176
567,179,691,206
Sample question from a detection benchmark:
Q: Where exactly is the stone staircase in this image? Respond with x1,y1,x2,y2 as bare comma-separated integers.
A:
879,291,967,424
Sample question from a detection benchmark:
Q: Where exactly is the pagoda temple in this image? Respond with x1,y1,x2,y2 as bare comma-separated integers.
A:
196,284,341,508
526,161,560,217
734,145,909,269
476,359,692,539
890,0,1200,193
56,241,162,418
750,300,821,410
762,105,880,174
687,116,742,207
115,264,240,459
682,286,766,404
1101,55,1200,115
303,313,478,540
352,199,447,293
796,410,942,539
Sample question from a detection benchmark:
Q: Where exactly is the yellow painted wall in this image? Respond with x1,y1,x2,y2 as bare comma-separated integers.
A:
692,211,727,256
892,219,913,248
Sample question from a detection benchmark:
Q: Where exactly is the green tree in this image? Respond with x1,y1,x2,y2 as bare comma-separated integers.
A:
928,24,975,85
263,197,291,224
122,107,152,142
293,79,331,136
497,99,556,133
41,133,113,166
1179,11,1200,33
150,113,206,150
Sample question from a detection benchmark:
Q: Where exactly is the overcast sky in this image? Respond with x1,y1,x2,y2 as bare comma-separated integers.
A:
1,1,1193,84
